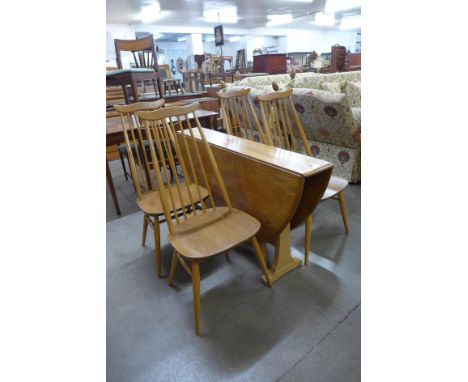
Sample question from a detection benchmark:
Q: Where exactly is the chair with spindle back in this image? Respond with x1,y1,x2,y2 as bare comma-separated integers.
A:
255,88,349,266
114,100,209,277
136,102,272,335
217,88,270,144
113,34,164,101
219,87,349,265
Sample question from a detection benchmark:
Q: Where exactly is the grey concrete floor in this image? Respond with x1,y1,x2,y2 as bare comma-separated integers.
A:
107,159,361,382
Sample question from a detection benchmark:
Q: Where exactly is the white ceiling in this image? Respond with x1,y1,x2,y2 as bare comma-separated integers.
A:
106,0,361,31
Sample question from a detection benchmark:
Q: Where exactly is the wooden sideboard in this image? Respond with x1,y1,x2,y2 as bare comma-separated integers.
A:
253,54,287,75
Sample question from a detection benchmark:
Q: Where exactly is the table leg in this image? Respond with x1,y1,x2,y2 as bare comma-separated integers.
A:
106,159,121,216
209,115,215,130
261,223,301,284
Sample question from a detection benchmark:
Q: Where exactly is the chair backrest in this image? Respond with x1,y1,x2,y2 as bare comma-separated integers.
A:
255,89,313,156
194,54,205,69
114,100,166,197
136,103,233,235
217,88,270,144
114,34,158,70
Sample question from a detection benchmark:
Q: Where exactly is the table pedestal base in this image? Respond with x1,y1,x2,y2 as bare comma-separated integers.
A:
262,224,302,284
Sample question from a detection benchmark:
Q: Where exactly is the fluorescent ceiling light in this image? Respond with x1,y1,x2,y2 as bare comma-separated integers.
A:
203,6,238,23
312,12,335,26
137,3,170,23
266,14,293,27
325,0,361,13
205,36,215,42
229,36,240,42
177,36,187,42
339,14,361,30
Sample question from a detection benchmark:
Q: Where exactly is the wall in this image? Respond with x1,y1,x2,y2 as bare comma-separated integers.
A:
285,29,358,54
106,24,360,67
155,41,188,80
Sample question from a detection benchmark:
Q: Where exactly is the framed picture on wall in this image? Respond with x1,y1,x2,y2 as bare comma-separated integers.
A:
214,25,224,46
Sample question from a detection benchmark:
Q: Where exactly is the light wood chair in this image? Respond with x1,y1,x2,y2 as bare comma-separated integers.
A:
219,88,349,266
217,88,270,144
136,102,272,335
159,64,184,96
255,89,349,265
114,100,209,277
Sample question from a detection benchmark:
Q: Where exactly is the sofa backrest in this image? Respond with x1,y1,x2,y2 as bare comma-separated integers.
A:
290,88,360,148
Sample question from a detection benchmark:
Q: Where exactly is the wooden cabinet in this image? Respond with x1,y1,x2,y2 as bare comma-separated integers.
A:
253,54,287,75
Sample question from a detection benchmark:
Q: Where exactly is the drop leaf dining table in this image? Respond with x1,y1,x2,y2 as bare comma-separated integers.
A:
179,128,333,283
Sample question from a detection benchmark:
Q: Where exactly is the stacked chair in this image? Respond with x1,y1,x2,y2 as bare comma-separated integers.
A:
218,88,349,266
114,100,208,277
115,101,272,335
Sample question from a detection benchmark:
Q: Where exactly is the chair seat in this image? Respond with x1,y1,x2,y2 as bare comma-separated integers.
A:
136,184,209,216
169,207,261,259
106,68,155,76
322,175,348,200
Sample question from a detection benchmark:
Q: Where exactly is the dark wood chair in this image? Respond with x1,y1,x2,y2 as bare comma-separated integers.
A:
108,34,164,102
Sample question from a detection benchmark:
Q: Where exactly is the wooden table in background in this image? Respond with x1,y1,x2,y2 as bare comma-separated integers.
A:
181,128,333,283
106,109,220,216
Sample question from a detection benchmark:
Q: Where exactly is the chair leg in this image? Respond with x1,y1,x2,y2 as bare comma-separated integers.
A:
338,192,349,234
192,261,201,336
251,237,272,288
118,149,128,181
261,243,267,261
153,218,161,277
168,250,179,286
142,214,148,247
304,214,312,266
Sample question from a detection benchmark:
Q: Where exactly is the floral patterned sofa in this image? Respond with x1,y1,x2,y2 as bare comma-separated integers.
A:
222,71,361,182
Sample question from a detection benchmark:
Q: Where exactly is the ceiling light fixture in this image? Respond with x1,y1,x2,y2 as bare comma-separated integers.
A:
339,14,361,30
312,12,336,26
205,36,215,42
325,0,361,13
266,14,293,27
177,36,187,42
203,6,238,24
137,2,170,23
229,36,240,42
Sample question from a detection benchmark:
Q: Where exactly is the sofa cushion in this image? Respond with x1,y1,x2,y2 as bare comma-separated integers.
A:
238,74,289,87
320,81,342,93
292,73,323,89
